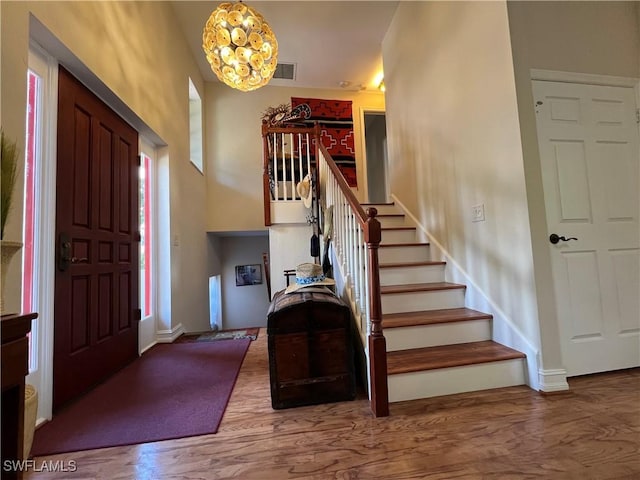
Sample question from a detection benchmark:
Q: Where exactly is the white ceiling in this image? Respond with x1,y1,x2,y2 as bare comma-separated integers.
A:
171,1,399,92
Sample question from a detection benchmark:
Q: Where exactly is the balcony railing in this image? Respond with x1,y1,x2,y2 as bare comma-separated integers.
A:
262,123,320,226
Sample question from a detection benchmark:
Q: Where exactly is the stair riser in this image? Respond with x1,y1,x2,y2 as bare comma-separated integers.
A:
379,246,430,264
388,359,526,402
364,204,400,216
377,216,407,227
381,229,417,244
385,319,492,351
382,289,465,314
380,264,445,286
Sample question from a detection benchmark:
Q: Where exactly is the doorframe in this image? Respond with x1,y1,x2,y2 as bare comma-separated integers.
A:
138,139,160,355
531,69,639,88
359,107,387,204
530,69,640,136
25,42,59,425
530,68,640,386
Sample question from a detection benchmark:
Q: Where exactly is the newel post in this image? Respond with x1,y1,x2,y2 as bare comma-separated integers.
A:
364,207,389,417
261,124,272,226
313,122,322,160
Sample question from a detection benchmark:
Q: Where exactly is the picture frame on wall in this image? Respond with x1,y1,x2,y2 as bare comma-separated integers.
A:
235,264,263,286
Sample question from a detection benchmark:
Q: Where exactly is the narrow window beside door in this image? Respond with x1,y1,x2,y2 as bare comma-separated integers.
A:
139,153,152,318
22,68,41,371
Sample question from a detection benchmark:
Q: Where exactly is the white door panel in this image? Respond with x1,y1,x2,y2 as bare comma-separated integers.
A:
533,80,640,376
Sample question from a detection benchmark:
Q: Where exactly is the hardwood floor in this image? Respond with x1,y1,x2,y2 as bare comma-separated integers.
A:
26,331,640,479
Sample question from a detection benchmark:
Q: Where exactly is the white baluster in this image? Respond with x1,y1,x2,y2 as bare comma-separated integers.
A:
272,132,279,201
306,133,311,178
289,133,295,197
364,242,371,334
336,190,346,258
352,219,360,310
346,211,354,289
281,133,287,200
339,194,346,261
297,133,303,187
358,226,366,317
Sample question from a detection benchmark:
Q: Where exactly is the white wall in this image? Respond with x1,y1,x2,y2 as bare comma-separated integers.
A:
268,224,316,297
383,2,541,370
1,2,210,331
220,235,270,329
506,1,640,378
508,1,639,78
205,82,385,232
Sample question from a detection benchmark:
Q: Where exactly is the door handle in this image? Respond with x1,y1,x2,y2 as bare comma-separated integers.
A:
549,233,578,245
59,234,88,270
59,233,72,271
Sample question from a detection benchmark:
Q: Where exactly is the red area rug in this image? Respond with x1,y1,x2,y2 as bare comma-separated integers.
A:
31,339,251,456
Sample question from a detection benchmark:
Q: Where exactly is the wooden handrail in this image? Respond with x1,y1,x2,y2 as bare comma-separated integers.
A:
317,143,368,227
261,124,317,135
317,141,389,418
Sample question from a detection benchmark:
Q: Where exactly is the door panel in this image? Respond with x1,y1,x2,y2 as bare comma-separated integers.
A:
533,80,640,377
54,67,139,410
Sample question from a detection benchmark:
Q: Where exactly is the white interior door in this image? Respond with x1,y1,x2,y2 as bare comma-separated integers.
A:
533,79,640,377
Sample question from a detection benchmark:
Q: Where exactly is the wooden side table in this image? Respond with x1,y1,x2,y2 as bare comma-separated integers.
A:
1,312,37,480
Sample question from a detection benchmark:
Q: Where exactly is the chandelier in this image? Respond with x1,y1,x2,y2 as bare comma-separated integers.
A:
202,1,279,92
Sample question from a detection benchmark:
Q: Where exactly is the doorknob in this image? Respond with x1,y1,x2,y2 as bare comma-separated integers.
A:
549,233,578,245
71,257,88,264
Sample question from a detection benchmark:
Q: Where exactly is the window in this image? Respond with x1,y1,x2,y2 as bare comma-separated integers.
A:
188,78,203,173
22,66,44,371
23,70,39,315
139,153,153,318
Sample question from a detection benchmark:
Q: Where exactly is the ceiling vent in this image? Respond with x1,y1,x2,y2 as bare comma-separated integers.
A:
273,62,296,81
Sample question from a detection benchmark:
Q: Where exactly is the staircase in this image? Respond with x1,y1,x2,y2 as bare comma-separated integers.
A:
363,202,526,403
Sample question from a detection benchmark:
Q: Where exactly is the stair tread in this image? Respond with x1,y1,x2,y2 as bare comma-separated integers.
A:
379,242,429,248
381,282,466,294
387,340,525,375
361,202,395,206
383,308,492,329
380,261,445,268
376,213,405,218
381,226,416,231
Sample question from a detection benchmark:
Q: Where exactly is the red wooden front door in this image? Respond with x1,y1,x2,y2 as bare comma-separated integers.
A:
53,67,139,410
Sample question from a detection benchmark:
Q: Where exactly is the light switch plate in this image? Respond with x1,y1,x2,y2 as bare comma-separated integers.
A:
472,204,485,222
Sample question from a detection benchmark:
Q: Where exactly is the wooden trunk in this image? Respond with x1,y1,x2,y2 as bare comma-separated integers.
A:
267,288,355,409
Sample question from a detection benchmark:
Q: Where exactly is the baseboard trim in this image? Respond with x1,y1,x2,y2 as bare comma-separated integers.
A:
538,368,569,392
139,340,158,355
156,323,185,343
